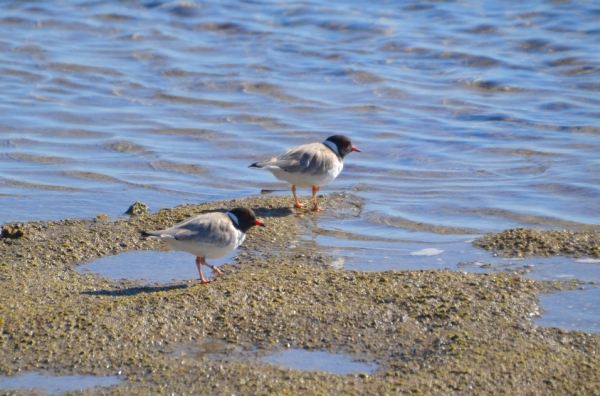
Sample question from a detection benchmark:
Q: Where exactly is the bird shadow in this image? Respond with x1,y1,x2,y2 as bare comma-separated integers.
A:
82,283,188,297
191,206,294,219
252,206,294,218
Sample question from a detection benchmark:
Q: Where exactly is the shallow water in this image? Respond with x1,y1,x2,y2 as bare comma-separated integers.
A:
81,235,599,332
169,339,231,359
0,372,122,394
2,1,600,331
168,340,377,375
263,349,377,375
77,250,224,283
535,288,600,334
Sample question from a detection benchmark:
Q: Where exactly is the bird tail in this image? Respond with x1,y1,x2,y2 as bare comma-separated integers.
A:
248,162,264,168
140,230,154,238
249,159,293,168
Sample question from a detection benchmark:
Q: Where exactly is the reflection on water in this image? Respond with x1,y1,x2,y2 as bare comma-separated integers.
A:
0,372,122,394
77,250,228,284
263,349,377,375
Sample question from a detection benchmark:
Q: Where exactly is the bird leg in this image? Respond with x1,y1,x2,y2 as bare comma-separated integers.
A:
311,186,323,211
195,256,223,284
195,256,210,284
209,264,224,276
196,257,223,276
195,256,211,284
291,185,305,208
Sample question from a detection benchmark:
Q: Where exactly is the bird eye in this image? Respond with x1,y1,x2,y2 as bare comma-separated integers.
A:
243,214,250,220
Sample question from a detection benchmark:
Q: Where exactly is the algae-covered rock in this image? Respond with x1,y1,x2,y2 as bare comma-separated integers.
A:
1,224,25,239
125,201,149,215
474,227,600,258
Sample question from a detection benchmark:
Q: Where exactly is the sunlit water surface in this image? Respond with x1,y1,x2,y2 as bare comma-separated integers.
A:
0,372,121,394
2,0,600,332
263,349,378,375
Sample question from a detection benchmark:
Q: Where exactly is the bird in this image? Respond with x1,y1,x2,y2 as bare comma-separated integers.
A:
248,135,360,211
140,207,265,284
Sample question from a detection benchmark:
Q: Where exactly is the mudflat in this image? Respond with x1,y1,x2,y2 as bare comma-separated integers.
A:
1,194,598,394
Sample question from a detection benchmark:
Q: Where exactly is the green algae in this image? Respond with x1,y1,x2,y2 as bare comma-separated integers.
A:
474,227,600,258
0,194,598,395
124,201,149,216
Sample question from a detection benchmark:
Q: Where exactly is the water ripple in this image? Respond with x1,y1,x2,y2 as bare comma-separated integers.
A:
1,1,600,305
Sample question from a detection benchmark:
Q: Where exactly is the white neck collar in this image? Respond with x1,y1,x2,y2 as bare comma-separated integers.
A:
227,212,239,226
323,140,339,156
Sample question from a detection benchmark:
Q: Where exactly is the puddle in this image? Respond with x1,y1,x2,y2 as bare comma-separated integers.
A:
309,236,500,273
535,287,600,333
169,339,231,359
167,341,377,376
262,349,377,375
0,372,122,394
77,250,227,283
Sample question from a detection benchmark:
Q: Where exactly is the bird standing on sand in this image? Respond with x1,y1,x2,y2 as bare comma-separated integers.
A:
249,135,361,211
141,207,265,284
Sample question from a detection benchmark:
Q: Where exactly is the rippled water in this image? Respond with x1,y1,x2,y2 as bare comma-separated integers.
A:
2,1,600,330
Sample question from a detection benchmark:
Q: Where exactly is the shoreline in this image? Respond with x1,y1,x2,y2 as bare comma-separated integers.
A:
0,194,598,394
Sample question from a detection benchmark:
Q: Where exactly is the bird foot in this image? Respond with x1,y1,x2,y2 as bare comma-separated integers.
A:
199,277,211,284
213,267,224,276
311,206,324,212
294,202,306,209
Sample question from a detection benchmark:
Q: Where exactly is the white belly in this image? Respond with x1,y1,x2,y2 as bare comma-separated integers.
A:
267,162,343,188
162,231,245,259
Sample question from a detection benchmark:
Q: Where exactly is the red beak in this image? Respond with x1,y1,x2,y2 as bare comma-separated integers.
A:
255,219,266,227
351,145,361,152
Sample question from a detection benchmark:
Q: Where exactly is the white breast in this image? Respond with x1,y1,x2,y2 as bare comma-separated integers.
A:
268,161,343,188
161,228,245,259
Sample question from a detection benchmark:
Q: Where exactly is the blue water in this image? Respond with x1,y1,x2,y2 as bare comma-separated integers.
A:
0,372,121,394
1,1,599,331
263,349,377,375
78,250,224,283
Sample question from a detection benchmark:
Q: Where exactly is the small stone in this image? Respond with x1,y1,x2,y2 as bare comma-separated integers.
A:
1,226,25,239
125,201,149,215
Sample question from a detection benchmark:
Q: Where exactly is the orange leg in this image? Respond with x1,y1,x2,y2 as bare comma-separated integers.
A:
195,256,224,284
195,256,210,284
291,185,305,208
311,186,323,211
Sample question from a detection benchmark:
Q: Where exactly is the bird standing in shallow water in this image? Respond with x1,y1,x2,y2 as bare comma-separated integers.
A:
141,207,265,284
249,135,360,211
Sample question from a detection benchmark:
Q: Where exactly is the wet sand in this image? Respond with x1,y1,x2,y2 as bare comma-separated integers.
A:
0,194,598,394
474,227,600,258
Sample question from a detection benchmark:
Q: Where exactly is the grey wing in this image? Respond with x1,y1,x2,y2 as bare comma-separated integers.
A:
276,143,336,176
250,145,305,170
161,213,236,248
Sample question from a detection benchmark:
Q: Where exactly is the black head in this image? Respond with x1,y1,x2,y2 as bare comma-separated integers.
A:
324,135,361,159
228,207,265,233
